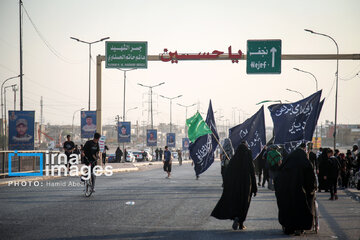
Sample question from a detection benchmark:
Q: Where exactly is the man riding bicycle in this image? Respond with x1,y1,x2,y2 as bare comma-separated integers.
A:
82,132,100,191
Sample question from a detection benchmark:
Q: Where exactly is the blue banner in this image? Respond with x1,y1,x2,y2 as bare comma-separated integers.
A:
81,111,97,138
229,106,266,159
118,121,131,143
268,90,322,146
283,98,325,153
182,138,189,150
8,111,35,150
166,133,176,148
146,129,157,146
189,100,219,176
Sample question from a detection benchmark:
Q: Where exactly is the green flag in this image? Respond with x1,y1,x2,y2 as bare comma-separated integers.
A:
186,112,212,143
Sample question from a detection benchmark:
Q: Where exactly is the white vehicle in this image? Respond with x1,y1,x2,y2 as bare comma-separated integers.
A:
126,151,136,163
144,150,153,161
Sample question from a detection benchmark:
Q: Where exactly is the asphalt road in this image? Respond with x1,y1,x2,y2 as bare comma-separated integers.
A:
0,162,359,240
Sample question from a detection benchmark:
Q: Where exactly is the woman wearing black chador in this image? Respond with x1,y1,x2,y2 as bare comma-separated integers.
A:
211,143,257,230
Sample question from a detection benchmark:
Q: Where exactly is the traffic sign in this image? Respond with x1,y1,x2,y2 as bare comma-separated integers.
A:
105,41,147,69
246,39,281,74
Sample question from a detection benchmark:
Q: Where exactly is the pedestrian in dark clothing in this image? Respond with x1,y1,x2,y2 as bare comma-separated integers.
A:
124,149,127,162
211,143,257,230
318,148,329,192
275,144,316,235
308,143,318,173
63,135,75,170
155,148,159,161
267,145,282,191
159,148,163,161
340,153,350,188
177,149,182,166
102,145,109,165
257,146,267,187
323,149,340,200
115,147,122,162
163,146,172,178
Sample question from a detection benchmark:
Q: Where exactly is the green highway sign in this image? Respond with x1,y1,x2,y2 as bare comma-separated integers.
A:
105,41,147,69
246,39,281,74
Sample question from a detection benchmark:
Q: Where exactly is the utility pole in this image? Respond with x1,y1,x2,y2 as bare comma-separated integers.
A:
19,0,23,111
116,115,120,147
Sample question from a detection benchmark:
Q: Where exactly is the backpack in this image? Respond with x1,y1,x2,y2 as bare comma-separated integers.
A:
267,150,282,171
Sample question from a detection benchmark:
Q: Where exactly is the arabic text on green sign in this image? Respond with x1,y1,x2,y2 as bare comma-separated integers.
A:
246,40,281,74
105,41,148,69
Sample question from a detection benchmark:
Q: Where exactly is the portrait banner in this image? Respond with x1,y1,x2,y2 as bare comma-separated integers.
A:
81,111,97,138
118,121,131,143
8,111,35,150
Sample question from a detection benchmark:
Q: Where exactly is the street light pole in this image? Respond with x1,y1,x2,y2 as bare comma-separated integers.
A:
126,107,138,116
72,107,84,135
137,82,165,129
177,103,196,137
305,29,339,150
1,75,21,144
4,84,17,146
160,94,183,133
256,100,283,105
286,88,304,99
12,85,18,110
70,36,110,110
293,67,318,91
117,69,137,121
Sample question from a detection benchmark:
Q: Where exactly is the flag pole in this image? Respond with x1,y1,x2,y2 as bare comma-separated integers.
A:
210,132,231,162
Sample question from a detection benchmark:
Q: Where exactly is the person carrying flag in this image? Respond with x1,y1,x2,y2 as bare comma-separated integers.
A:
211,142,257,230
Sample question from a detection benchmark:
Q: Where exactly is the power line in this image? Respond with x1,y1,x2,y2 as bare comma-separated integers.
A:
21,4,79,64
339,71,360,81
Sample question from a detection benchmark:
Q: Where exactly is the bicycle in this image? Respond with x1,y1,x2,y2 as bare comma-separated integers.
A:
82,163,96,197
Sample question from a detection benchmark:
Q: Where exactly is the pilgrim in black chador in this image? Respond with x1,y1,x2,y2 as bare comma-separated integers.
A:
275,146,316,235
211,143,257,230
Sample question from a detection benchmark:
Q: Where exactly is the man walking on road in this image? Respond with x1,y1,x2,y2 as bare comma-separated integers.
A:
155,148,159,161
159,148,163,161
267,145,282,191
63,135,75,170
177,149,182,166
163,146,172,178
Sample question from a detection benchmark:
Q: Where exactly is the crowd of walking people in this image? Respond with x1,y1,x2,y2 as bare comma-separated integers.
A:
215,140,360,235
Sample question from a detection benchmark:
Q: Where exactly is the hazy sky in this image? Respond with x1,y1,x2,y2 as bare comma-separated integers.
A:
0,0,359,129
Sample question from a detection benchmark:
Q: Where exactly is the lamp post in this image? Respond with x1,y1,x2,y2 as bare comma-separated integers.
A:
305,29,339,150
256,100,283,105
1,75,21,122
72,108,84,135
4,84,17,146
126,107,138,117
117,68,137,121
1,75,21,145
160,94,183,133
286,88,304,99
137,82,165,129
293,67,318,91
70,36,110,110
12,85,18,110
177,103,196,137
